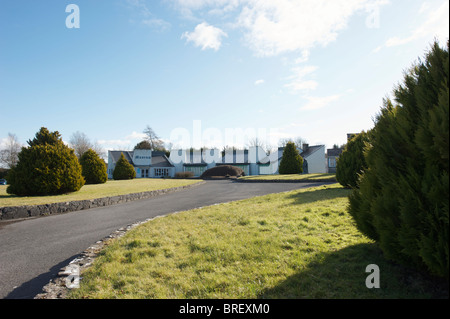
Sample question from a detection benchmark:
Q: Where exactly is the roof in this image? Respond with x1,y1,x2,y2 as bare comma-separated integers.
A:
300,145,323,158
109,151,134,165
327,148,343,157
257,145,324,165
109,150,174,168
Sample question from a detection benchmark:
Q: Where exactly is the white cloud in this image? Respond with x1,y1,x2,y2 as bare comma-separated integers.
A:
418,2,431,14
301,94,341,111
236,0,383,57
172,0,389,56
142,18,172,32
182,22,228,51
98,131,147,149
379,1,449,50
294,50,310,64
127,0,171,31
285,65,319,92
254,79,265,85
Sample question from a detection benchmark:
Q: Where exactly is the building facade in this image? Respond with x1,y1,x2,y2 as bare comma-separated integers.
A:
107,149,175,179
170,145,327,177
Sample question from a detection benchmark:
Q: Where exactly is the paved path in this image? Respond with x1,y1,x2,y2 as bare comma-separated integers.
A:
0,180,327,299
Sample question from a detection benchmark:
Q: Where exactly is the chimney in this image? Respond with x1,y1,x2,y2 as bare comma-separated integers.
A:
302,143,309,151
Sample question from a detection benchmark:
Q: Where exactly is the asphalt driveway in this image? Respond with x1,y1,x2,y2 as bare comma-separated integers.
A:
0,180,328,299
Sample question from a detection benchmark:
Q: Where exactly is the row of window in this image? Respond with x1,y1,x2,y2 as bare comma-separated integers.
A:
155,168,170,177
108,168,170,177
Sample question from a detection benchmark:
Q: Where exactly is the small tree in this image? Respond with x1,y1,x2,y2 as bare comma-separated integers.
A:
0,133,22,169
336,131,370,188
7,127,85,196
113,153,136,180
80,149,107,184
278,142,303,174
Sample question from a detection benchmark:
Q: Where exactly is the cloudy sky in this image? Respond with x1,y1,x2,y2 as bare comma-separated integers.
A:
0,0,448,152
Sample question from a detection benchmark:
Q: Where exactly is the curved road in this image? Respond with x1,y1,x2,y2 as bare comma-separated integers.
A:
0,180,326,299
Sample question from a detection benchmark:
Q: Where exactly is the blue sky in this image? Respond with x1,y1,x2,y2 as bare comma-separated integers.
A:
0,0,448,153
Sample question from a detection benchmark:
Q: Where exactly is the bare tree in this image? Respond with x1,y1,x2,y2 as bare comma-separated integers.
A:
143,126,164,150
278,137,308,149
0,133,22,168
69,131,105,159
278,138,293,148
293,136,308,149
246,137,265,149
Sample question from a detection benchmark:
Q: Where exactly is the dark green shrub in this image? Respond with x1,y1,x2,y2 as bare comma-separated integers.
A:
336,131,370,188
7,127,85,196
279,142,303,174
175,171,195,179
113,153,136,180
200,165,245,179
348,41,449,278
80,149,107,184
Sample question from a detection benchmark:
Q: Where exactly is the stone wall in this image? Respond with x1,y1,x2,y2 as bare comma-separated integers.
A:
0,182,204,221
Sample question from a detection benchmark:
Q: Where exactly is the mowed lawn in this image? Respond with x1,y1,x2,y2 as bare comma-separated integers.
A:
239,173,336,182
0,179,201,207
69,184,447,299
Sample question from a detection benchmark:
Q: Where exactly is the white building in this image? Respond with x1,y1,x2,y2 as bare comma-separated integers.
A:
169,144,326,177
257,144,327,175
107,149,175,179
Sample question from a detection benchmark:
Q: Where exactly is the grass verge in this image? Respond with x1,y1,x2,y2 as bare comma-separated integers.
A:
0,179,201,207
68,183,447,299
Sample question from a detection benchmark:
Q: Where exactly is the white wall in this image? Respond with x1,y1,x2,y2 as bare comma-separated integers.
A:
305,146,327,174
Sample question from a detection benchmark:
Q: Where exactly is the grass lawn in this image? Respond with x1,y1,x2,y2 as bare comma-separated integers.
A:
68,183,447,299
0,179,201,207
239,173,336,182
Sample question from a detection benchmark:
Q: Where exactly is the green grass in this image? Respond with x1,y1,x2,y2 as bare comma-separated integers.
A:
0,179,201,207
239,173,336,181
68,184,447,299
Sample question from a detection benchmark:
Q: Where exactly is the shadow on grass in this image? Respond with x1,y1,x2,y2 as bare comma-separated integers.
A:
285,186,351,206
258,243,449,299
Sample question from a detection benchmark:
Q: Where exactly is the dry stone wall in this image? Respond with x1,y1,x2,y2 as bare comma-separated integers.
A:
0,182,204,221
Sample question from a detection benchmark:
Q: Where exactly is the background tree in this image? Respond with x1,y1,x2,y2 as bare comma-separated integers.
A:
80,149,108,184
113,153,136,180
7,127,85,196
348,41,449,279
143,126,164,150
278,141,303,174
134,140,152,150
69,131,105,160
336,131,370,188
0,133,22,169
278,137,308,149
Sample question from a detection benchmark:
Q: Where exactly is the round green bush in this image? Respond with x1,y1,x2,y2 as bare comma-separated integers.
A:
7,127,85,196
278,142,303,174
113,153,136,180
80,149,107,184
200,165,245,179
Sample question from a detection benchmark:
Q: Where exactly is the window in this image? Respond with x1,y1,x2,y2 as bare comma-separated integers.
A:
185,166,206,177
141,169,149,178
328,158,336,168
155,168,169,177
